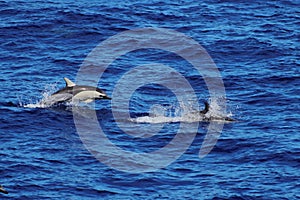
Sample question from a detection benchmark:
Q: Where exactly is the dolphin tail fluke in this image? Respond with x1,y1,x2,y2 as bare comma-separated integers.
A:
64,77,76,87
200,101,209,114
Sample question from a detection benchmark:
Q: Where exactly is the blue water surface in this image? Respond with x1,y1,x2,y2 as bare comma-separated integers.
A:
0,0,299,199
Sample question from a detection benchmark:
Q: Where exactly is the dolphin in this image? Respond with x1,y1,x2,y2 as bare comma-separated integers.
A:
43,77,111,106
199,101,235,122
0,185,8,194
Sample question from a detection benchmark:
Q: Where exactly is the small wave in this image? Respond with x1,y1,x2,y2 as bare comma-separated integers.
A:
22,97,78,109
130,112,233,124
130,116,191,124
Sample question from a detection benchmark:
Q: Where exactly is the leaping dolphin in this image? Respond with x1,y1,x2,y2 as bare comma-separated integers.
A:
42,77,111,106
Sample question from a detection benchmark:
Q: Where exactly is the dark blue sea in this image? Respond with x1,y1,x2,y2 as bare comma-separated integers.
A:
1,0,299,199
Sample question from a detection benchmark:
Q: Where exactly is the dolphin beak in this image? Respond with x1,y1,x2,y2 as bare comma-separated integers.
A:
95,95,111,100
103,95,111,100
0,185,8,194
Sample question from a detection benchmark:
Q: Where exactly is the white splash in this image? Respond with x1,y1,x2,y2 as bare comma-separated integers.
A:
130,98,234,124
20,83,66,108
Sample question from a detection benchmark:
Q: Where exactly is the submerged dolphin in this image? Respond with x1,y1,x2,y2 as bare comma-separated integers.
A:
0,185,8,194
43,77,111,106
199,101,235,122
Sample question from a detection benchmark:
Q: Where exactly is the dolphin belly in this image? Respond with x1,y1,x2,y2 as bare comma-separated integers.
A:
72,90,102,103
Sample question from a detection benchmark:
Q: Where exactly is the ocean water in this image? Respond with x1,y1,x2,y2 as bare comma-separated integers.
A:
1,0,300,199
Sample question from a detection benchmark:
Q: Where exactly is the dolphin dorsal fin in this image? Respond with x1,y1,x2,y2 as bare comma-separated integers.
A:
200,101,210,114
64,77,76,87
